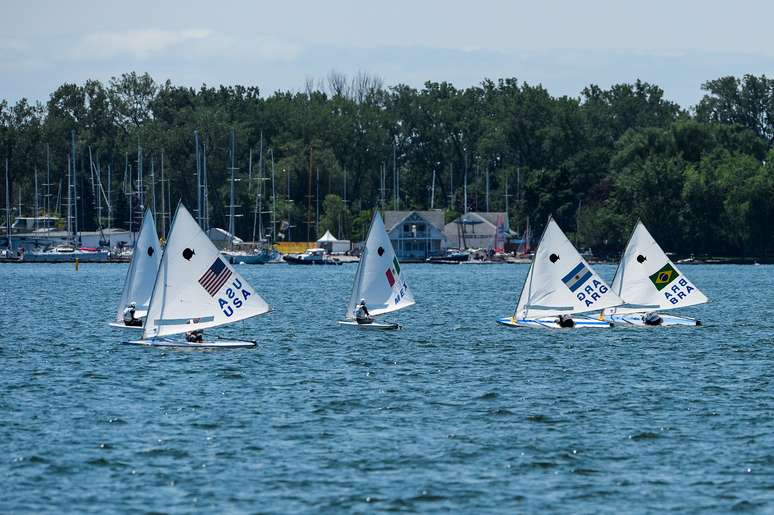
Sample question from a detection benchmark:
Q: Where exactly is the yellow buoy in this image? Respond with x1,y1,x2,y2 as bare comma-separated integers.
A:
75,258,80,271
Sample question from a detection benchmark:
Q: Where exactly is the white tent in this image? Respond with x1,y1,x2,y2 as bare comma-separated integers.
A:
316,230,350,254
317,230,338,243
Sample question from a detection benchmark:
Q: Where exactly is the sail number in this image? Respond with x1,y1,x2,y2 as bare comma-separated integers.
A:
394,280,409,305
576,279,609,308
663,278,696,305
218,278,252,317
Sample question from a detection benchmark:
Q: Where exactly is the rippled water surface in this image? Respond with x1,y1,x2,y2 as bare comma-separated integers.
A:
1,262,773,513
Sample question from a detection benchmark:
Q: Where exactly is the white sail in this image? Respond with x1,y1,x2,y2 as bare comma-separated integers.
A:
610,220,707,314
142,204,270,339
514,217,622,319
346,211,414,318
115,209,162,322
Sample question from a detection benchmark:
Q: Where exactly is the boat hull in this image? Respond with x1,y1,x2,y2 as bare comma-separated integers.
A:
221,252,271,265
496,316,612,329
24,250,109,263
337,320,400,330
283,255,341,265
123,337,256,348
604,312,701,327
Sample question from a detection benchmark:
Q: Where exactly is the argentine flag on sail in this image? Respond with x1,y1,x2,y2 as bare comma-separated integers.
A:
562,262,593,292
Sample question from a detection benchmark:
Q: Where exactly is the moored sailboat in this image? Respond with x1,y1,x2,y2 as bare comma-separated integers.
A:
126,204,270,347
338,211,414,329
497,216,622,329
603,220,707,326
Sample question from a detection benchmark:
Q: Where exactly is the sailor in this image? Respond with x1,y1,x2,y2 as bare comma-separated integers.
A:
556,314,575,328
642,311,663,326
355,298,373,325
185,319,204,342
123,302,142,327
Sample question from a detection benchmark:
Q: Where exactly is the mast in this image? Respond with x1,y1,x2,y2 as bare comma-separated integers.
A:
5,159,11,251
151,158,157,221
71,130,78,241
107,163,112,231
463,159,468,214
203,143,209,231
430,169,436,209
315,166,319,237
33,167,39,232
137,143,143,229
306,146,313,241
393,141,399,210
160,151,166,238
271,149,276,242
124,152,132,239
228,128,236,245
448,163,454,210
485,165,490,212
45,144,51,217
195,130,202,227
379,162,386,209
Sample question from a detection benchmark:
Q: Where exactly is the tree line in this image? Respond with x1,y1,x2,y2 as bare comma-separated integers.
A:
2,71,774,258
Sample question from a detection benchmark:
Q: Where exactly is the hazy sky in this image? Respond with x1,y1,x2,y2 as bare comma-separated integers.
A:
2,0,774,108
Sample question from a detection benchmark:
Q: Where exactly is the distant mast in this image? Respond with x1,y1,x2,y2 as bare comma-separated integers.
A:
195,130,202,227
5,159,11,251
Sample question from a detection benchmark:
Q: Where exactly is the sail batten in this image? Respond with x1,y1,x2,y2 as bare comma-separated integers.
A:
142,204,270,339
610,221,707,314
345,211,414,319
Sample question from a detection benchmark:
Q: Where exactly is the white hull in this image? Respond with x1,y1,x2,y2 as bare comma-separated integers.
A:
337,320,400,330
496,315,612,329
123,337,256,348
108,322,143,330
605,312,701,327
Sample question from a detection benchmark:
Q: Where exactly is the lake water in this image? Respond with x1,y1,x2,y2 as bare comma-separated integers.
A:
1,263,773,513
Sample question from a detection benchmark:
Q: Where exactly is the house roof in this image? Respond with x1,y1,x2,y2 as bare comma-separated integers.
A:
444,212,516,235
383,210,445,232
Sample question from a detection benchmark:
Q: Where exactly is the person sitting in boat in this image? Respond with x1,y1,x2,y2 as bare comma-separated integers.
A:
642,312,663,326
185,329,204,342
355,298,373,325
184,319,204,342
556,314,575,328
122,302,142,327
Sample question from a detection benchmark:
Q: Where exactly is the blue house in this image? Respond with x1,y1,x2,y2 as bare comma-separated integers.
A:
383,210,447,261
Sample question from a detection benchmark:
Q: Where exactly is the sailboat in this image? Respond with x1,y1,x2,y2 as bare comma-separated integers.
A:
126,204,270,347
109,209,162,329
497,216,622,329
603,220,707,326
338,211,414,330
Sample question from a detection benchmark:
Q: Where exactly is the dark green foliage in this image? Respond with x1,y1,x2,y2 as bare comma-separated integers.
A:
2,72,774,257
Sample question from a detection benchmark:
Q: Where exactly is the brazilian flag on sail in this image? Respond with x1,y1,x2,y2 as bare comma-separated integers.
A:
649,263,680,291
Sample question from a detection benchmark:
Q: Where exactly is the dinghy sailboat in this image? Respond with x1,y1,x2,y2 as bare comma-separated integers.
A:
109,209,162,329
603,220,707,326
126,204,270,348
338,211,414,330
497,216,623,329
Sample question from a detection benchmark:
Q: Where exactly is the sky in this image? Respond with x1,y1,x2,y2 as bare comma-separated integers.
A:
2,0,774,109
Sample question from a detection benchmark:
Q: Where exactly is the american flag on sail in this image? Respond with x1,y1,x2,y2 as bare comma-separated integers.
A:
198,257,232,297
